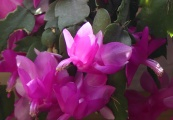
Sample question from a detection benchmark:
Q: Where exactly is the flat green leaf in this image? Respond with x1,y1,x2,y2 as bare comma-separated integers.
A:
0,7,35,52
93,8,111,34
0,85,15,120
55,0,90,30
44,1,59,29
14,36,40,52
116,0,130,24
107,70,128,120
45,1,57,21
137,0,173,38
104,23,131,45
41,28,57,47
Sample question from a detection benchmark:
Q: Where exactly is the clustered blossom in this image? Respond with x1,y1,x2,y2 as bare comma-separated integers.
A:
126,71,173,120
0,22,134,119
126,27,166,85
0,2,169,118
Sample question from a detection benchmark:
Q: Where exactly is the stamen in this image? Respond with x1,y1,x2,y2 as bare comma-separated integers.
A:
144,59,164,77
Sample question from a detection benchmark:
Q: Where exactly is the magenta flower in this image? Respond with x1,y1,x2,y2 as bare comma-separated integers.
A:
93,42,132,74
16,51,60,116
7,30,27,50
0,0,23,19
57,22,101,71
0,50,20,92
54,73,115,120
57,22,132,74
126,27,166,85
126,71,173,120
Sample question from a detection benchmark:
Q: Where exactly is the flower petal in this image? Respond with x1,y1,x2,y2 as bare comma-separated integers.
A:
14,97,32,120
75,22,93,39
16,55,38,79
101,42,132,66
126,62,139,86
63,29,74,56
34,51,58,77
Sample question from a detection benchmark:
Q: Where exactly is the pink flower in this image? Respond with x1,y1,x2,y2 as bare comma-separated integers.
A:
126,27,166,85
16,51,61,116
54,73,115,120
0,50,25,92
57,22,132,74
126,71,173,120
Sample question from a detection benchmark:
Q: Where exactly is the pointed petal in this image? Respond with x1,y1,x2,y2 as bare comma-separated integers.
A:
6,71,18,92
148,38,166,55
16,55,38,79
34,51,58,76
135,27,149,54
101,42,132,66
17,68,31,95
63,29,74,56
73,35,98,64
95,31,103,47
75,22,93,39
126,62,139,86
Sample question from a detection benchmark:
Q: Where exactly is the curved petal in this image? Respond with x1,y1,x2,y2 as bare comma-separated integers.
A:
94,63,123,74
148,38,166,56
26,78,46,99
18,68,32,95
101,42,132,66
75,22,93,39
135,27,149,55
63,29,74,56
34,51,58,77
56,58,72,71
16,55,38,79
95,31,103,47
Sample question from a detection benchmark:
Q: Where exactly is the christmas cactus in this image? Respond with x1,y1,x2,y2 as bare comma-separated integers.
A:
0,0,173,120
